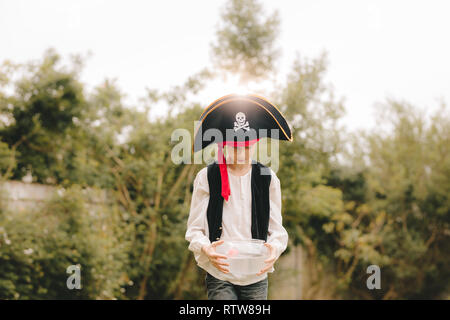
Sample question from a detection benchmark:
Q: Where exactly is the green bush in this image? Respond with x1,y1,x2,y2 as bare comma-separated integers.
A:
0,185,131,299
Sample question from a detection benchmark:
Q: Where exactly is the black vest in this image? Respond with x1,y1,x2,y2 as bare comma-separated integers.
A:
206,160,272,242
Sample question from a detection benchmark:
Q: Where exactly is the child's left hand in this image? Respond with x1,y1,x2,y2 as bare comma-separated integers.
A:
256,242,277,276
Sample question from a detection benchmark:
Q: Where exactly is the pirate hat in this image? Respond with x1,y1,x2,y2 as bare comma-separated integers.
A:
193,93,293,201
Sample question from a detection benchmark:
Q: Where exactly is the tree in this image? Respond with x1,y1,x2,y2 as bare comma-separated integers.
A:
210,0,281,83
0,48,86,184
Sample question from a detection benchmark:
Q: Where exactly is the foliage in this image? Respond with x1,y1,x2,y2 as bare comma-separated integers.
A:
211,0,281,83
0,185,131,299
0,49,86,185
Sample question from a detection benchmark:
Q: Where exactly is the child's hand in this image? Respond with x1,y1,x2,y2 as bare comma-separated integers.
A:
256,242,277,276
202,240,230,274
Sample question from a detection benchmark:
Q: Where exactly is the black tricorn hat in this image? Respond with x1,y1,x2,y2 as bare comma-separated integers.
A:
192,93,293,153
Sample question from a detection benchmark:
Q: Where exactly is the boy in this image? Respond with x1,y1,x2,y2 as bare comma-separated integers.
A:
185,93,292,300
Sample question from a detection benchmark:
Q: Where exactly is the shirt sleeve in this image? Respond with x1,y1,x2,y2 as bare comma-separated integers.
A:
266,169,289,260
185,167,211,254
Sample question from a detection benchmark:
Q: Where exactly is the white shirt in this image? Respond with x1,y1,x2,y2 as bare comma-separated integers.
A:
185,164,289,286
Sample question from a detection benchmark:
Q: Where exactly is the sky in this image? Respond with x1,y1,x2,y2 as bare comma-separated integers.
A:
1,0,449,133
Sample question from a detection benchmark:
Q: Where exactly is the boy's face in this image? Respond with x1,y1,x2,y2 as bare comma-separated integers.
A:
225,144,256,164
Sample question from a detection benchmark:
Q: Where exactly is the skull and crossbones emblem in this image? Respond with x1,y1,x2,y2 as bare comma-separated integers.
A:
233,112,250,131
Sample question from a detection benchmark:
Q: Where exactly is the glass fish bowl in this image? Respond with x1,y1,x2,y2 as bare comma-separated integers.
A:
215,239,269,277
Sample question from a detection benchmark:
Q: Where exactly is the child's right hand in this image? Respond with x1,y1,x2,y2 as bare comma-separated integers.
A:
202,240,229,274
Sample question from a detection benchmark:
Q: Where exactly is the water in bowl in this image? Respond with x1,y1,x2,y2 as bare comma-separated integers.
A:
215,239,269,277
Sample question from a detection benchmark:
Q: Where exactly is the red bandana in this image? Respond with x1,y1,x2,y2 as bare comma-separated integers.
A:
216,138,260,201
